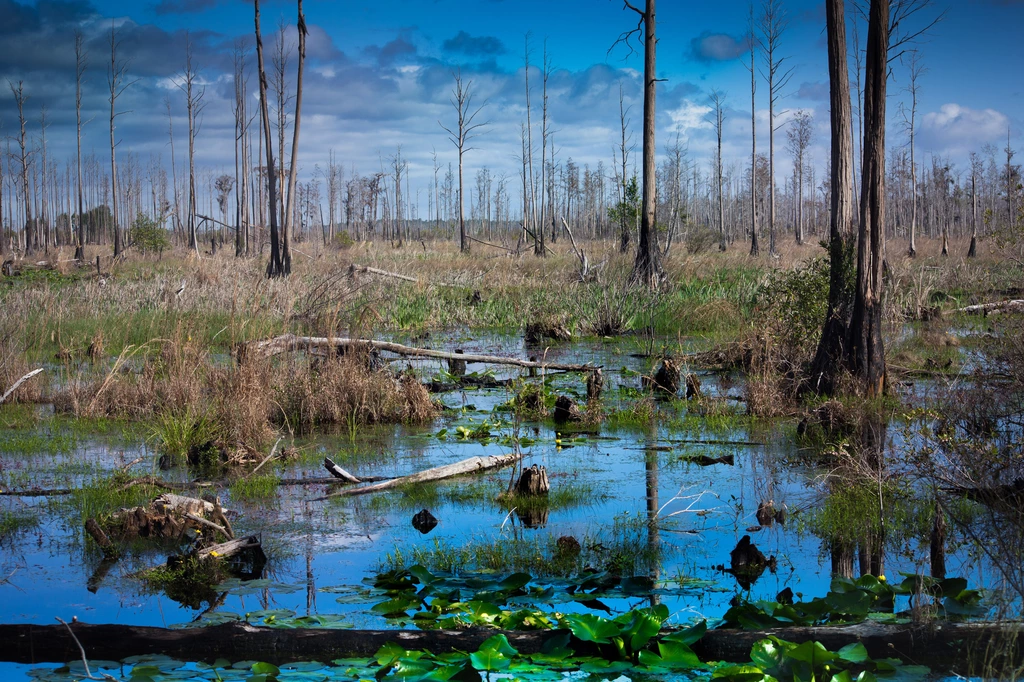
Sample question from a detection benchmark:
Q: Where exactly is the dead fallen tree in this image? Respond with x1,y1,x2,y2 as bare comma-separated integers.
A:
320,452,521,499
247,334,596,372
1,621,1020,671
957,299,1024,316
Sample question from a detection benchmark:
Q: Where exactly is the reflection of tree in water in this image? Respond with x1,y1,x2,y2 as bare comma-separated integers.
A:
926,326,1024,603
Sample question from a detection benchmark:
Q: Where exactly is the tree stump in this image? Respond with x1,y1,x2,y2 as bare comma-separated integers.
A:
586,369,604,401
729,535,775,589
412,509,438,534
447,349,466,377
524,321,571,345
513,464,550,496
515,507,549,529
553,395,582,423
685,373,702,399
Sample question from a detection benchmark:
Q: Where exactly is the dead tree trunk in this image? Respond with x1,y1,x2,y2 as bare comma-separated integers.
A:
280,0,306,276
255,0,284,277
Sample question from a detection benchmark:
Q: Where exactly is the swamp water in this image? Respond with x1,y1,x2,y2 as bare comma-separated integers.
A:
0,332,993,680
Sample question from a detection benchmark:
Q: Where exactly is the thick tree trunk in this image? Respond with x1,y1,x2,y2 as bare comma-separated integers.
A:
846,0,889,398
808,0,855,395
280,0,305,276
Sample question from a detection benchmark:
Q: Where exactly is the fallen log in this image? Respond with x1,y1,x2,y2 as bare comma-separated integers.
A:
956,299,1024,316
248,334,596,372
321,452,521,499
0,621,1020,671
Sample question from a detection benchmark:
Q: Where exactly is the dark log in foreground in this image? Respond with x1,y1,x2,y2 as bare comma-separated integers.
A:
247,334,596,372
1,621,1021,671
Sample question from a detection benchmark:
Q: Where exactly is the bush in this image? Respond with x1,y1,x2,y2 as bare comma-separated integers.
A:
131,214,171,255
754,257,830,365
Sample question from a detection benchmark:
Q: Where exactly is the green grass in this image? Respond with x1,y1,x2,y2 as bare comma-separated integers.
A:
382,512,660,578
0,510,38,541
230,474,281,502
51,471,164,526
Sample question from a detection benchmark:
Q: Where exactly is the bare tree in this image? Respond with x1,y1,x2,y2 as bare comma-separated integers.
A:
178,33,205,254
616,0,662,287
74,31,87,261
709,89,727,252
523,35,541,254
968,151,981,258
747,3,760,256
759,0,795,257
233,39,251,257
108,22,136,258
279,0,307,275
39,107,50,253
899,49,924,257
9,80,33,254
439,70,488,254
254,0,283,276
616,83,634,253
787,109,813,245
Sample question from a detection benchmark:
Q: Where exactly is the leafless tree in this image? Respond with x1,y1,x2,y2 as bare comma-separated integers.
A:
254,0,283,276
9,80,33,254
747,3,760,256
439,70,488,254
617,83,634,253
39,107,50,253
710,89,727,252
899,49,924,257
233,39,252,257
759,0,795,257
787,109,813,245
616,0,662,287
177,33,205,254
523,35,541,254
108,22,136,258
74,31,88,261
279,0,306,275
968,151,982,258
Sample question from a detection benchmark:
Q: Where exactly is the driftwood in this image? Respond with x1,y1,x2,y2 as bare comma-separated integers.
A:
0,367,44,404
84,519,117,559
323,457,361,483
956,299,1024,316
321,452,521,499
1,621,1021,671
248,334,595,372
195,535,261,561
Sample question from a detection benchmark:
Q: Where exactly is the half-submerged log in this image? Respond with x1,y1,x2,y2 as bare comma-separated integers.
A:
2,621,1021,672
249,334,595,372
321,452,521,499
323,457,361,483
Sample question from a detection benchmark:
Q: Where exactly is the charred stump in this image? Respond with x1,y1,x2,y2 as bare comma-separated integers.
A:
447,349,466,377
514,464,550,496
685,373,702,400
412,509,438,534
553,395,583,424
644,359,680,395
586,369,604,401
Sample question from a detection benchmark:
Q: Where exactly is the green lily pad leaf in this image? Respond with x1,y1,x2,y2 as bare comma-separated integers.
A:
469,649,511,671
784,640,839,665
711,663,768,682
838,643,870,664
663,620,707,647
563,613,622,644
750,638,783,670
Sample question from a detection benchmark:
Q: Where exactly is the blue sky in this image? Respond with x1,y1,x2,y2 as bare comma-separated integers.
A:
1,0,1021,209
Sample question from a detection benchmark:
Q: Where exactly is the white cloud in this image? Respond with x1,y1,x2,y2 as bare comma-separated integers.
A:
666,100,712,136
921,103,1009,153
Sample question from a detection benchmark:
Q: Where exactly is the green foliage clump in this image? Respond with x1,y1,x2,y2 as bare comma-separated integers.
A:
230,474,280,502
131,214,171,255
754,256,831,363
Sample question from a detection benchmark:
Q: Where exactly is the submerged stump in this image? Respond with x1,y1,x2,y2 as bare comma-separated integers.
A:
553,395,583,424
644,359,681,395
514,464,550,497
